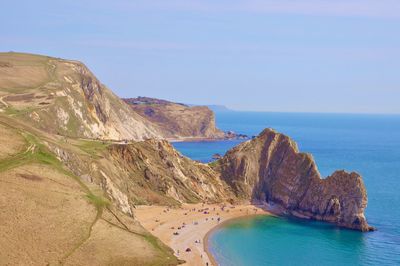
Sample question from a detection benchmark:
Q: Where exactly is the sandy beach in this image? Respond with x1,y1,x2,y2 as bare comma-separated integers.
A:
135,203,269,266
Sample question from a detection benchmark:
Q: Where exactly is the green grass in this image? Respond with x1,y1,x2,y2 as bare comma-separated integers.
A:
76,139,110,158
0,122,180,265
86,193,110,211
0,132,39,172
65,114,81,136
0,129,115,224
0,131,88,191
3,106,42,118
142,232,182,265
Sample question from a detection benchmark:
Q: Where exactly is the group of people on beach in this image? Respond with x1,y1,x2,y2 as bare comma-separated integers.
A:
151,204,260,266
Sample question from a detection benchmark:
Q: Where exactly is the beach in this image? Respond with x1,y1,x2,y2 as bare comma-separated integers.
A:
135,203,269,266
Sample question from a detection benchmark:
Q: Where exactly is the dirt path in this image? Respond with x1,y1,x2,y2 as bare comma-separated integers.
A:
0,95,8,109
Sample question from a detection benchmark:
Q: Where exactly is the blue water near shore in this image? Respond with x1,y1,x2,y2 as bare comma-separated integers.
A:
172,111,400,266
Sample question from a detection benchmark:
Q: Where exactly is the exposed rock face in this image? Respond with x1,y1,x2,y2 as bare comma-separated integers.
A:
0,52,160,140
0,53,239,141
124,97,225,139
105,139,235,205
47,137,235,208
217,128,373,231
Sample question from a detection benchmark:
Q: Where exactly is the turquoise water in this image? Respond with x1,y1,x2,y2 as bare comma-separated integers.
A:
172,112,400,266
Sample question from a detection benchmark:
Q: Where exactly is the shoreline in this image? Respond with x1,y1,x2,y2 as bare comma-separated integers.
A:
168,138,239,143
167,136,249,143
135,203,269,266
203,214,267,266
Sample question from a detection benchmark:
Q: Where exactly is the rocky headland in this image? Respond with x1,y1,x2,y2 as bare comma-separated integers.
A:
215,128,374,231
124,96,226,140
124,96,249,141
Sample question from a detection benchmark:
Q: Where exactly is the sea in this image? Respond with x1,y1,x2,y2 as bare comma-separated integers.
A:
172,111,400,266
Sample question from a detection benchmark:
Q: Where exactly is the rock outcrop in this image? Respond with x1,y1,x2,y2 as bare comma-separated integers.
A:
105,139,235,205
124,97,225,140
217,128,373,231
48,136,235,208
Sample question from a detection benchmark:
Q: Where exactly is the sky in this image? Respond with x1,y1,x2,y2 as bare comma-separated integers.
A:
1,0,400,113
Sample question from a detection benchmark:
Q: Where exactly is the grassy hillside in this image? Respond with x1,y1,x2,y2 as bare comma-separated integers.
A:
0,115,180,265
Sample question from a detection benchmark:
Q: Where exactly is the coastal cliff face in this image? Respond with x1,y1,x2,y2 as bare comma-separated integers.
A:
47,137,235,211
104,139,235,205
0,53,229,141
0,52,160,140
124,97,225,139
217,128,373,231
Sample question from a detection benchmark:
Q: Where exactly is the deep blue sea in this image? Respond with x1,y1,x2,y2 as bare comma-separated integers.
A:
172,111,400,266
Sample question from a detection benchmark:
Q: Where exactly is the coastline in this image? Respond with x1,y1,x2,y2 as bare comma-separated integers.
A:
167,136,249,143
135,203,269,266
167,137,235,143
203,214,267,266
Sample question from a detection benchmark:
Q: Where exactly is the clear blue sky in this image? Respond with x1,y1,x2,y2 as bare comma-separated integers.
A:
1,1,400,113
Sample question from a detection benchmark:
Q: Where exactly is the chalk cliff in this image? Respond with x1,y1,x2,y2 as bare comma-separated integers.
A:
0,52,160,140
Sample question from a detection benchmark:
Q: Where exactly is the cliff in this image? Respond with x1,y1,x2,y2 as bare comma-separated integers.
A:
0,52,160,140
216,128,373,231
124,97,225,139
104,139,235,206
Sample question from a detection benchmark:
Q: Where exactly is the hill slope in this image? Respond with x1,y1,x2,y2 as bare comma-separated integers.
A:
0,116,180,265
0,52,160,141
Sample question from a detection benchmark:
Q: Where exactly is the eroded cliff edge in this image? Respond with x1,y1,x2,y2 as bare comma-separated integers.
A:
124,97,225,140
215,128,374,231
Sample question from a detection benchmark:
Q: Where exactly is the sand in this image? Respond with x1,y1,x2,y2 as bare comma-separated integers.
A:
135,203,269,266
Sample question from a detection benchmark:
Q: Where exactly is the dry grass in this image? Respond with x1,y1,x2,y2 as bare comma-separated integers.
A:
0,52,50,90
65,219,177,266
0,119,180,265
0,164,96,265
0,123,25,160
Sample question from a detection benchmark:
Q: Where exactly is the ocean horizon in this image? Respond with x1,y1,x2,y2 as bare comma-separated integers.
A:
173,111,400,266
